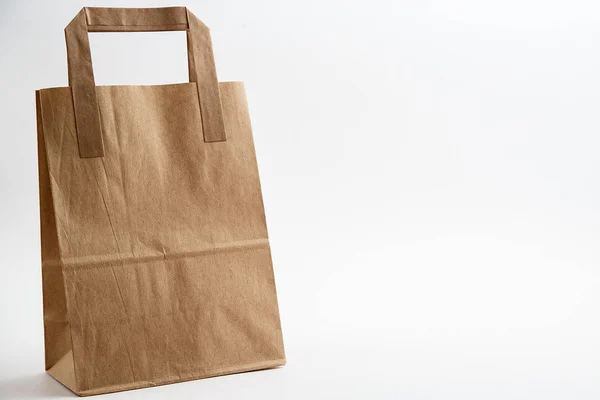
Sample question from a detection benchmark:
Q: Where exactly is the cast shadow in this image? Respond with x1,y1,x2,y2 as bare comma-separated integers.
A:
0,373,74,398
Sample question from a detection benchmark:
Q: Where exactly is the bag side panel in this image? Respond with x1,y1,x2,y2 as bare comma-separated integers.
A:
36,91,73,379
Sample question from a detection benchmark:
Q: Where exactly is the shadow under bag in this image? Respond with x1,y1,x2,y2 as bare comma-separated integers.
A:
36,6,285,396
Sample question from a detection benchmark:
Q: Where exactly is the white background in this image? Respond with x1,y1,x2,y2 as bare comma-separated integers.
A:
1,0,600,398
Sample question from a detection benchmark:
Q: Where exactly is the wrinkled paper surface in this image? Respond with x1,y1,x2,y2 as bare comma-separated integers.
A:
37,74,285,395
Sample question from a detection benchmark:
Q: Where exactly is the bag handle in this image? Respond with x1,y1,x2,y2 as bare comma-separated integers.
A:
65,7,226,158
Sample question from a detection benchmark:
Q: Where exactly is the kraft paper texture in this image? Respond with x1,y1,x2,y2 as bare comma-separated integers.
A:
36,6,285,396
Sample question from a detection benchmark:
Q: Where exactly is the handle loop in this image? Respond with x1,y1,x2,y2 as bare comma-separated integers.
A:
65,7,226,158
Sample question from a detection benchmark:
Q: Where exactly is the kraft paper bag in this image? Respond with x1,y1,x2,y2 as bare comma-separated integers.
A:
35,7,285,396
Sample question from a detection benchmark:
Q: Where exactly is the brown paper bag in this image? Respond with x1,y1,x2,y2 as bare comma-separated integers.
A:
35,7,285,396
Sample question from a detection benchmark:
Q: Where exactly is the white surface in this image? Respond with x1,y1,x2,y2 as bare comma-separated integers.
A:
1,0,600,398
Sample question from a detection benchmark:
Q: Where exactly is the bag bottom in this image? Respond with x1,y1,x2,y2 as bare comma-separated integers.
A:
48,358,286,396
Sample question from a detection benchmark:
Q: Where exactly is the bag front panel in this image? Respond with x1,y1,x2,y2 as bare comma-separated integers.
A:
38,82,285,393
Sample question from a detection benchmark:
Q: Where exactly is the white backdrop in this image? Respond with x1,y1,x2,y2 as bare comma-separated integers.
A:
1,0,600,398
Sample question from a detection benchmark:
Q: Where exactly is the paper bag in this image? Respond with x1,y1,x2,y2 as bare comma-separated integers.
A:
35,7,285,396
